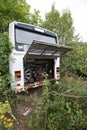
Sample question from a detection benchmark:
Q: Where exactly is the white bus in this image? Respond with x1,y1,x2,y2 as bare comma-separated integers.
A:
9,21,72,93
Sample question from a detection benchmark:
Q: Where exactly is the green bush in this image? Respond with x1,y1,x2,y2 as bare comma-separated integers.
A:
40,79,87,130
26,77,87,130
0,32,13,106
61,43,87,78
0,32,12,89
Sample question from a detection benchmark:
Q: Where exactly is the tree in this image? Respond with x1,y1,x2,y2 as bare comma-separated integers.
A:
0,32,12,88
0,0,42,33
29,9,42,26
61,43,87,76
0,0,29,32
41,4,75,45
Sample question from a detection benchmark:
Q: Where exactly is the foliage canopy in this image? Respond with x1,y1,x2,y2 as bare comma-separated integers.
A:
41,4,75,45
0,0,42,33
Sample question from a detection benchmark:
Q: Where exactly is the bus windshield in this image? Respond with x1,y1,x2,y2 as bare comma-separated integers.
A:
15,28,57,51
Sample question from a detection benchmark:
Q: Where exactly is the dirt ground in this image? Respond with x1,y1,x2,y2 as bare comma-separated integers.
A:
11,87,43,130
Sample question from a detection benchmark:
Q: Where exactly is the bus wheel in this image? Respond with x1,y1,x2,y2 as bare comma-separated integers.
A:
24,67,31,83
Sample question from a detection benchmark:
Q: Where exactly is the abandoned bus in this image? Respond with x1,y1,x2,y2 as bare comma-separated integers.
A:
9,21,72,92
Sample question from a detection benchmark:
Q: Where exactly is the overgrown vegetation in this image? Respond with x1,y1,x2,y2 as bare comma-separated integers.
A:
61,43,87,77
0,33,12,89
27,80,87,130
0,0,87,129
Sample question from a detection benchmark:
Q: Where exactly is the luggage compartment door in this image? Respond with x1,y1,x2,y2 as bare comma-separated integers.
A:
24,40,72,60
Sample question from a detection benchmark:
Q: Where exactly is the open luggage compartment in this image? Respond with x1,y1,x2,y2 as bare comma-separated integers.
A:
24,59,54,88
23,40,72,90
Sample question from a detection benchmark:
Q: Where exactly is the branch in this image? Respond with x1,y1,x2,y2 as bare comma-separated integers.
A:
52,91,87,99
60,93,87,99
63,81,87,94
